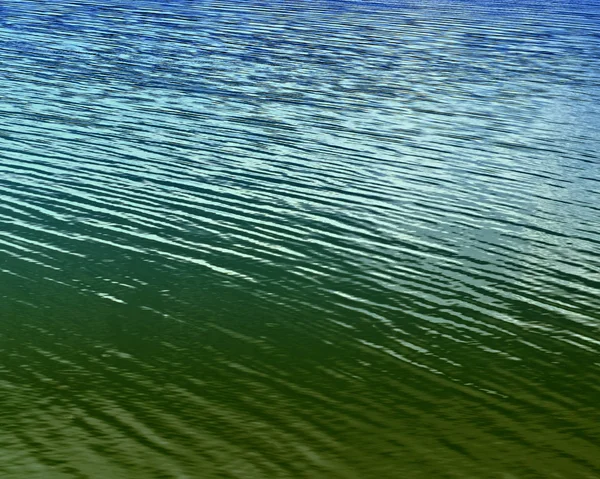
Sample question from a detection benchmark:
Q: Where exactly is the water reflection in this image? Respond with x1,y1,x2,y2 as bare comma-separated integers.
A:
1,0,599,478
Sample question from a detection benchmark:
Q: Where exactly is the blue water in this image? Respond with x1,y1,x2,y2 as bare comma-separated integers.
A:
1,1,600,478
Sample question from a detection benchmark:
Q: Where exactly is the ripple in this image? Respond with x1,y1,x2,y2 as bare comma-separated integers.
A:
1,0,600,478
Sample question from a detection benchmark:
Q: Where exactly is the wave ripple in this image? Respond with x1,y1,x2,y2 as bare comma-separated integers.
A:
1,1,599,478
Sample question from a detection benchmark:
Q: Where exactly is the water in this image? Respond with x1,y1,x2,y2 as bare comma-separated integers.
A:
1,0,599,477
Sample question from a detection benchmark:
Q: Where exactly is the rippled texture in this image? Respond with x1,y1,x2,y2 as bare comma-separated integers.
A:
1,1,600,477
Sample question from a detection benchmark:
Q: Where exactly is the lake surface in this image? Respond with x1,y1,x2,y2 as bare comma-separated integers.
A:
1,1,599,477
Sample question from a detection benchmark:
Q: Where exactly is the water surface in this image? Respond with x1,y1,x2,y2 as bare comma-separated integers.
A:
1,1,600,477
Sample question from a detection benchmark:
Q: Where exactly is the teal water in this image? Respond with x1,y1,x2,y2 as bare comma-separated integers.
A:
1,1,600,477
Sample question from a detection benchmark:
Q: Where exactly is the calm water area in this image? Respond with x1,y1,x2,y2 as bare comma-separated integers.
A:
1,0,600,477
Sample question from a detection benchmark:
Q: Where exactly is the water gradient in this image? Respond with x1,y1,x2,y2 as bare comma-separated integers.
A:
1,1,600,477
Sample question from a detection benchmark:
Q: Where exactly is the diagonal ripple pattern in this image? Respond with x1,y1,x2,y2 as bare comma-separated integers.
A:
1,0,600,478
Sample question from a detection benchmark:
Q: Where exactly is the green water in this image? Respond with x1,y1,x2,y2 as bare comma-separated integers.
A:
1,0,600,477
